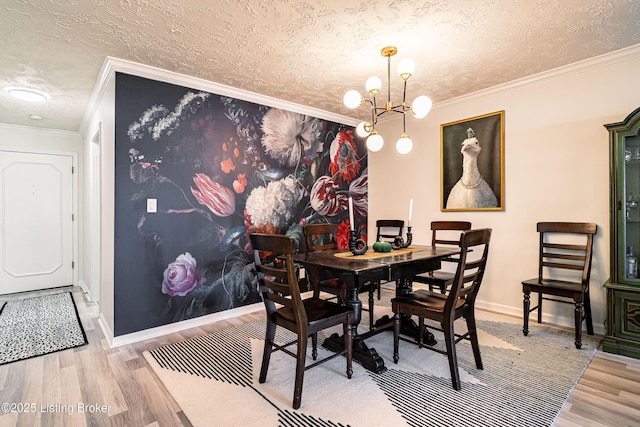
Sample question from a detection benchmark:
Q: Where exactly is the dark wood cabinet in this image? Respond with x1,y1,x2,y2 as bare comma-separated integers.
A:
604,107,640,359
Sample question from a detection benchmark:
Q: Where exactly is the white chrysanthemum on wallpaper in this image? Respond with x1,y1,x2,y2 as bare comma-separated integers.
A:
245,177,302,229
127,92,210,141
261,108,322,167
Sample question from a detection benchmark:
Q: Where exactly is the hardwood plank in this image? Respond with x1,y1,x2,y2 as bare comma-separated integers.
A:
580,367,640,396
59,365,88,427
563,386,640,425
104,351,157,426
40,353,63,427
16,355,44,426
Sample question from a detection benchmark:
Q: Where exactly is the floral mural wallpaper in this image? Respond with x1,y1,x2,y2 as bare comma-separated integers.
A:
114,73,368,336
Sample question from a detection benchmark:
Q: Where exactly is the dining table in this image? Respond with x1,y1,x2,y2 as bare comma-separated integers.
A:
293,245,459,374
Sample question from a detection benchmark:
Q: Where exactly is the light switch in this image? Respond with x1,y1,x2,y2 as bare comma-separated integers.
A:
147,198,157,213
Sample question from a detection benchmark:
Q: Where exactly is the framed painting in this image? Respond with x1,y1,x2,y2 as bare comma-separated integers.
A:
441,110,504,211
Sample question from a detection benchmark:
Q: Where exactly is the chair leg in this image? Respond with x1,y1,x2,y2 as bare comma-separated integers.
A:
292,334,308,410
443,318,461,390
418,317,425,349
259,319,276,383
523,291,530,336
343,321,353,379
368,287,375,330
465,312,483,370
312,332,318,360
537,292,543,324
574,301,583,349
584,290,594,335
377,280,381,300
393,312,400,363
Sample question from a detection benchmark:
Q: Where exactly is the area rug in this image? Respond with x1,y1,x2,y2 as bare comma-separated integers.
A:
0,292,88,365
144,303,600,427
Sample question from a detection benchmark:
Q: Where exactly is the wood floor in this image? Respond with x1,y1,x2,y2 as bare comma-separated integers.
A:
0,286,639,426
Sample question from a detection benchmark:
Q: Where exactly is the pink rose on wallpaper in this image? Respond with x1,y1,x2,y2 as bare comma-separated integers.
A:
191,173,236,217
162,252,204,297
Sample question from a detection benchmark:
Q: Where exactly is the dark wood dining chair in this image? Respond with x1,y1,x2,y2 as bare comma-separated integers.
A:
376,219,405,246
304,223,377,330
373,219,405,300
392,228,492,391
521,222,597,349
413,221,472,293
250,233,354,410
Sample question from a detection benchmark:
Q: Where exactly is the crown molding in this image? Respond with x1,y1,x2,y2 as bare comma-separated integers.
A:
0,122,80,138
435,43,640,109
80,56,359,135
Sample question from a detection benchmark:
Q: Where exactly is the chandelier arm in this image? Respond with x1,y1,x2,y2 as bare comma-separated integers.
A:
403,110,407,133
370,104,377,128
386,53,391,105
402,80,408,111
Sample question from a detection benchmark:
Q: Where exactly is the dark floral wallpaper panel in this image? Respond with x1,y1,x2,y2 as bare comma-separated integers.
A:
114,73,368,336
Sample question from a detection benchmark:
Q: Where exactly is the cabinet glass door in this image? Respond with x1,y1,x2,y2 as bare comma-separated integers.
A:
623,134,640,282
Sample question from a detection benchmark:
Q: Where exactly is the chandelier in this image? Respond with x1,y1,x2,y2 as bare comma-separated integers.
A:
343,46,432,154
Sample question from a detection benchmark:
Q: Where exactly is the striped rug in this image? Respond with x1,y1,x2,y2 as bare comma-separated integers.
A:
144,304,599,427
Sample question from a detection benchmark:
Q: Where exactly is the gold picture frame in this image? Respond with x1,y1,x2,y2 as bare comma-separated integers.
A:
441,111,504,211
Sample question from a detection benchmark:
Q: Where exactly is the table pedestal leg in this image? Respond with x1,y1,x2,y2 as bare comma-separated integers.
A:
372,275,438,346
372,315,436,346
322,333,386,374
322,285,387,374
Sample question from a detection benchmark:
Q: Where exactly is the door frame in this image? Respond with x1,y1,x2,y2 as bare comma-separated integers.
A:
90,123,102,303
0,146,78,290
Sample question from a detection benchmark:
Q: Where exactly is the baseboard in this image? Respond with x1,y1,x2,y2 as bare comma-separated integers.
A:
103,302,264,348
97,312,115,348
477,299,606,336
77,280,90,298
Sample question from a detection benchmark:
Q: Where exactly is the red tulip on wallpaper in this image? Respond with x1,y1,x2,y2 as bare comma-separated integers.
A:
191,173,236,217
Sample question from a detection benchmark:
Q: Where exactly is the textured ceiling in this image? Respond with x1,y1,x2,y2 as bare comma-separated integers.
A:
1,0,639,132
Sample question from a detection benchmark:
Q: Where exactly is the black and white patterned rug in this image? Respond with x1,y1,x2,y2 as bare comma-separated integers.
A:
0,292,88,365
145,303,600,427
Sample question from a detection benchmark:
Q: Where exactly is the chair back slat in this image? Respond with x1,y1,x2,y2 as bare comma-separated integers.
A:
431,221,472,247
250,233,307,325
542,261,584,271
305,223,339,252
536,222,597,284
544,242,586,251
376,219,404,242
445,228,492,311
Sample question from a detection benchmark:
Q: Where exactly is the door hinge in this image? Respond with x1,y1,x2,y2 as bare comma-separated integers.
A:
72,166,74,174
72,214,74,221
72,261,75,269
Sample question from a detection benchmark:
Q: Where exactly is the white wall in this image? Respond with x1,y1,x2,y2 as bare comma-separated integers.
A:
372,45,640,333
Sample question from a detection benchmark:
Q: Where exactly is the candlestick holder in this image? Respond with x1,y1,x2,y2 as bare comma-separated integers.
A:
392,226,413,249
349,230,368,255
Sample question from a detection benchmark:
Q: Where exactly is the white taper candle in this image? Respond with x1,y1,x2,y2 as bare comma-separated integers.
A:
348,197,355,231
408,199,413,227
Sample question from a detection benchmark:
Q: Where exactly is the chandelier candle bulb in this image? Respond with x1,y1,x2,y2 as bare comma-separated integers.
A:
348,197,355,231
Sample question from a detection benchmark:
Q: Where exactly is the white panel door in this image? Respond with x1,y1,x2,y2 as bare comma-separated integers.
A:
0,150,74,294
